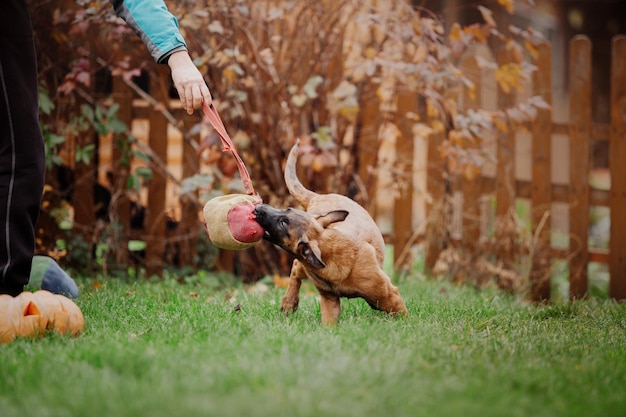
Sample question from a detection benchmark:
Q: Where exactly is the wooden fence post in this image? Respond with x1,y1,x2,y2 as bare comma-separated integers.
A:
568,35,591,299
144,66,170,277
609,35,626,300
529,42,552,302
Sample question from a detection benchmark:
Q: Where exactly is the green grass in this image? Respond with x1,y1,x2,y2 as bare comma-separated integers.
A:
1,275,625,417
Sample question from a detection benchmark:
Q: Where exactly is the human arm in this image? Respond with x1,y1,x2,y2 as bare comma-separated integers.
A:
109,0,211,113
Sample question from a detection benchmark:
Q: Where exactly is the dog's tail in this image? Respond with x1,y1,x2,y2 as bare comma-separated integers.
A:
285,139,317,209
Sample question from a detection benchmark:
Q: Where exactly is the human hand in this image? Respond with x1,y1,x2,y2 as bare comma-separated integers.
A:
168,50,212,114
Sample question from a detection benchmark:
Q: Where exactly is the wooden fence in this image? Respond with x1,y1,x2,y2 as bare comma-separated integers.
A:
390,35,626,301
92,35,625,301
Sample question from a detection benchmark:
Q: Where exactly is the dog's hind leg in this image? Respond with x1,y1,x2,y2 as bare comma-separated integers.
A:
357,268,408,317
281,259,306,313
363,281,408,317
319,291,341,325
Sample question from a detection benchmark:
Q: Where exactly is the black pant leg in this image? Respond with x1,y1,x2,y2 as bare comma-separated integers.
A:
0,0,46,296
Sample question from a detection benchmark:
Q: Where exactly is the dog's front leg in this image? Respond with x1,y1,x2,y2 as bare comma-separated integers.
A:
281,260,305,313
319,292,341,325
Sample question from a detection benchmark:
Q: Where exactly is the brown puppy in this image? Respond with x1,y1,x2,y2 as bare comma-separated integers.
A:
254,140,407,325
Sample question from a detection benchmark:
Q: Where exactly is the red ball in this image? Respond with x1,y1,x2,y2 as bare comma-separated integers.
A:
226,200,265,243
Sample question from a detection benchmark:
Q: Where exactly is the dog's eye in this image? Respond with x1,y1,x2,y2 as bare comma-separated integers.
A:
280,218,289,227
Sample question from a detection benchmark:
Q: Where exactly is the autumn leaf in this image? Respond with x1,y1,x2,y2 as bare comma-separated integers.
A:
525,40,539,60
376,81,395,102
495,63,524,94
492,111,509,133
207,20,224,34
272,274,290,289
303,75,324,99
463,163,481,181
337,100,359,123
528,95,551,110
448,23,467,55
329,81,359,122
291,94,307,108
506,40,524,64
449,22,463,42
180,11,208,30
465,24,489,44
477,6,496,27
312,155,325,173
449,130,464,146
506,107,525,124
498,0,515,14
426,99,440,119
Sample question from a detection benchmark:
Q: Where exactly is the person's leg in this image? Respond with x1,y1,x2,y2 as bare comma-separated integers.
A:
0,0,46,296
27,256,80,298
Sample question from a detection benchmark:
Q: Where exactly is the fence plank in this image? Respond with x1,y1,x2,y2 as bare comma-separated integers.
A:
529,42,552,301
111,76,133,265
496,50,516,218
144,67,170,276
357,84,381,214
424,127,446,272
495,49,516,264
393,91,416,268
609,35,626,300
72,140,96,239
460,55,481,244
178,112,202,268
568,35,592,299
72,30,97,248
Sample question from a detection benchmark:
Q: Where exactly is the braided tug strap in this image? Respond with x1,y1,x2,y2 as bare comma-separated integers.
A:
201,102,264,250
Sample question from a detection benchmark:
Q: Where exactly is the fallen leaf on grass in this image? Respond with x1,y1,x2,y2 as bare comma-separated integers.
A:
130,327,152,338
246,282,269,295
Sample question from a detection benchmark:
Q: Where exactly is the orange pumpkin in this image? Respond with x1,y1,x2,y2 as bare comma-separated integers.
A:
0,290,84,344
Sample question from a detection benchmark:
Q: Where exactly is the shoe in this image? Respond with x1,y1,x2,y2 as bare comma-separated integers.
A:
27,256,79,298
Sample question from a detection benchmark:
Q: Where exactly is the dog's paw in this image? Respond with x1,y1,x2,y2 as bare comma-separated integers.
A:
280,297,299,313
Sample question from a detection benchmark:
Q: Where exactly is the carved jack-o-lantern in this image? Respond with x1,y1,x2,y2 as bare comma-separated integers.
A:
0,290,84,344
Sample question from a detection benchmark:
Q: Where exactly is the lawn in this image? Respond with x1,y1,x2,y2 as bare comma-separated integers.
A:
1,272,625,417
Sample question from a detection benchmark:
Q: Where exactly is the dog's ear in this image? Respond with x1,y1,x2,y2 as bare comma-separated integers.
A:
297,238,325,269
315,210,349,228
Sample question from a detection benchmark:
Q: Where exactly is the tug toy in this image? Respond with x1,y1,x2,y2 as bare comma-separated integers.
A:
203,193,264,250
201,102,264,250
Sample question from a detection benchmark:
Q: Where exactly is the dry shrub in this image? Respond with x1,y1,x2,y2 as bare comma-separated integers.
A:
37,0,547,280
430,203,555,297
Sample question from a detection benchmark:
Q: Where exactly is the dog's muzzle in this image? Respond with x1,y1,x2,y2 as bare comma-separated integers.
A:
253,204,283,240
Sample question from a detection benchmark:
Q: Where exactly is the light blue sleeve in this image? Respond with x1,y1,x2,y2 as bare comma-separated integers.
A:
109,0,188,64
